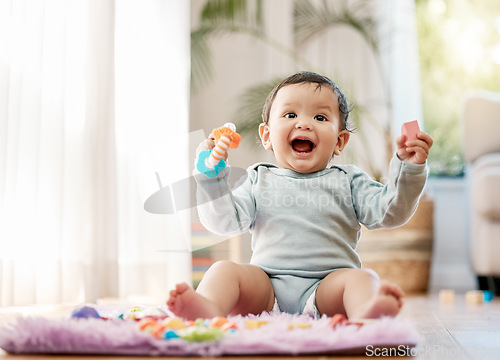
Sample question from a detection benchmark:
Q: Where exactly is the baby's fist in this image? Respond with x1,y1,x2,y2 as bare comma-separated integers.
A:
396,131,433,164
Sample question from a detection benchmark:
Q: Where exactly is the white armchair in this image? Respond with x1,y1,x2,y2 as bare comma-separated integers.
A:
462,90,500,294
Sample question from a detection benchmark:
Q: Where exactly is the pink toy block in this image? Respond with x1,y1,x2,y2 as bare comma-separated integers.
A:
401,120,420,142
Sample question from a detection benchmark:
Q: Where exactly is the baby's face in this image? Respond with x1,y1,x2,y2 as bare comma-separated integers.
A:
260,83,349,173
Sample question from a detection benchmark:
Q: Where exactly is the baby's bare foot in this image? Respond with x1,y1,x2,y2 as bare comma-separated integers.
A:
166,282,222,320
352,280,404,320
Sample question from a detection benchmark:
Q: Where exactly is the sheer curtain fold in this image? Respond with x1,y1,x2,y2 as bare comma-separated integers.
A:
85,0,119,300
0,0,191,307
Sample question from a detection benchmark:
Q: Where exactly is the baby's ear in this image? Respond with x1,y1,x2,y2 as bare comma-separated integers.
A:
259,124,273,150
334,130,350,156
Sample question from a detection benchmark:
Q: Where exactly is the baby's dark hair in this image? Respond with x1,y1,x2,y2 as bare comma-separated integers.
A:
261,71,353,132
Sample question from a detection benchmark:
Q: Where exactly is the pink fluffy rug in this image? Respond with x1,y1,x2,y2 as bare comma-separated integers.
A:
0,306,419,356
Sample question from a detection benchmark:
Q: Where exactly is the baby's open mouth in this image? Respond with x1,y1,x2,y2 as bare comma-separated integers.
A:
292,139,314,153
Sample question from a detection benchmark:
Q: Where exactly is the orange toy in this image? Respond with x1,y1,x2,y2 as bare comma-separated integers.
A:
205,123,241,168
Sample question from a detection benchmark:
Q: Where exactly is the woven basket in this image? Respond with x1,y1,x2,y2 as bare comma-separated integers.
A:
357,196,434,293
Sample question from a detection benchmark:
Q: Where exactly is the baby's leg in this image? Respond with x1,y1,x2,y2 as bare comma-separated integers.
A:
167,260,274,320
315,269,404,320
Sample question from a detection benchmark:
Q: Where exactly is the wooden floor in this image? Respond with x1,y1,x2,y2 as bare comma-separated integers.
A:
1,293,499,359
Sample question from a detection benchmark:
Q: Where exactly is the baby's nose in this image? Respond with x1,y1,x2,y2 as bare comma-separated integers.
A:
295,118,313,130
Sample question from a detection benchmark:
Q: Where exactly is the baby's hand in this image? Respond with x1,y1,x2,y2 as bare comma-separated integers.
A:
396,131,433,165
196,133,216,155
194,133,229,166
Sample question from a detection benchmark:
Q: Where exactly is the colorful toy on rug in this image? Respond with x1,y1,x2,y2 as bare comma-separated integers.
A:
196,122,241,178
0,304,419,356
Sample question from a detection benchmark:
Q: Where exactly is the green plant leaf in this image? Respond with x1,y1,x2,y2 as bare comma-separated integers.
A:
232,77,283,139
200,0,262,27
191,28,214,94
191,0,265,94
294,0,379,52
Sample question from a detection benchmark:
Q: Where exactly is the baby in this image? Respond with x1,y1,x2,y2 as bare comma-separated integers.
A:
168,71,433,320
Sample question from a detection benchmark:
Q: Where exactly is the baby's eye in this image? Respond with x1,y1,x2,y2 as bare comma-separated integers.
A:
284,113,297,119
315,115,327,122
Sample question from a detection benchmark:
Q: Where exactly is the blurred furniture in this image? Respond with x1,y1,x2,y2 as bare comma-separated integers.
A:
462,90,500,295
191,222,242,289
357,196,434,294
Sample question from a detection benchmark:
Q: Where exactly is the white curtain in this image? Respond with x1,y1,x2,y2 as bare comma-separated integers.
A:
0,0,191,307
379,0,423,132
